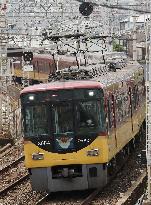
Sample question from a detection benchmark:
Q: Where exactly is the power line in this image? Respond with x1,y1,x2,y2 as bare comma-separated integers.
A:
75,0,151,13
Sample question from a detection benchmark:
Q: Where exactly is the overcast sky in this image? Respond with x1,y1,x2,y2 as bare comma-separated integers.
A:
118,0,135,3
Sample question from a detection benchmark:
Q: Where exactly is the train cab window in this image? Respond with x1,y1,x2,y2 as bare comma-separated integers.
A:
51,102,74,134
24,105,48,137
76,100,104,133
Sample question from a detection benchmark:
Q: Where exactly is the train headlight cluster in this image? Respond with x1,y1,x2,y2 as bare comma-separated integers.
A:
29,95,35,101
88,91,94,96
32,153,44,160
87,149,99,156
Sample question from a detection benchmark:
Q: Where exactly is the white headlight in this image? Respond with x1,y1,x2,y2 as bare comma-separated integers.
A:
89,91,94,96
29,95,34,100
32,153,44,160
87,149,99,156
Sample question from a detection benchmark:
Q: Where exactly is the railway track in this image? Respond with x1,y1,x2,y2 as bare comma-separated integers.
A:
0,155,24,173
0,141,25,196
79,158,131,205
80,170,147,205
115,170,146,205
0,140,46,204
0,144,15,158
0,155,26,194
0,143,12,154
35,190,98,205
0,141,23,169
0,178,47,205
36,194,50,205
0,174,29,195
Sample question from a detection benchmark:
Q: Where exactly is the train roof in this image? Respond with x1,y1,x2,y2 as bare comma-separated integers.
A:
33,53,77,62
21,61,143,95
92,61,143,87
20,80,103,94
33,52,127,64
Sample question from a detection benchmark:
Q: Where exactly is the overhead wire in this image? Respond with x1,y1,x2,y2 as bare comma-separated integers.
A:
75,0,151,13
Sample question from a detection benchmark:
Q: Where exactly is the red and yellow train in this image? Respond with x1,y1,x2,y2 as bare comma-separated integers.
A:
13,53,77,84
20,59,145,192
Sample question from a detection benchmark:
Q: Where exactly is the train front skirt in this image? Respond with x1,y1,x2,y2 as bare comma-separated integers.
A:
30,164,107,192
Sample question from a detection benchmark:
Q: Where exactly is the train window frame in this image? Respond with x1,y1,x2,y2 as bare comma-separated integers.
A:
51,101,74,134
116,91,130,124
23,104,49,138
21,88,105,138
75,100,104,134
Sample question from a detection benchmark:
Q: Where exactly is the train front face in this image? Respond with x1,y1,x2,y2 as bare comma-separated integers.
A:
21,87,108,192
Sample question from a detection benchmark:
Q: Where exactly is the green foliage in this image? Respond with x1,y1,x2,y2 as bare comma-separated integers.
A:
113,41,124,52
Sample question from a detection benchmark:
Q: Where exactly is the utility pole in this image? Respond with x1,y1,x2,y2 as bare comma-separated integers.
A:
146,0,151,202
0,1,12,135
0,2,7,131
132,15,138,61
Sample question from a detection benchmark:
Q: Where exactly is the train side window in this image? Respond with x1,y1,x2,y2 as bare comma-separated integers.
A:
45,62,49,73
43,61,46,72
115,91,130,122
107,99,113,128
116,94,123,123
138,82,145,104
124,93,131,117
132,85,138,110
32,62,35,70
39,60,43,72
45,61,49,73
122,93,130,118
37,61,39,72
49,62,53,74
111,95,116,128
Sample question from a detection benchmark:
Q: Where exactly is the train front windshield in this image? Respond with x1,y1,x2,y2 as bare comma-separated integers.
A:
51,101,101,134
24,105,48,137
21,89,105,152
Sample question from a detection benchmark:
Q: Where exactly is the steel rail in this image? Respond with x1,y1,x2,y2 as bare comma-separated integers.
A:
0,174,29,195
0,142,21,158
0,155,24,174
0,143,11,154
80,154,130,205
35,194,50,205
80,189,101,205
